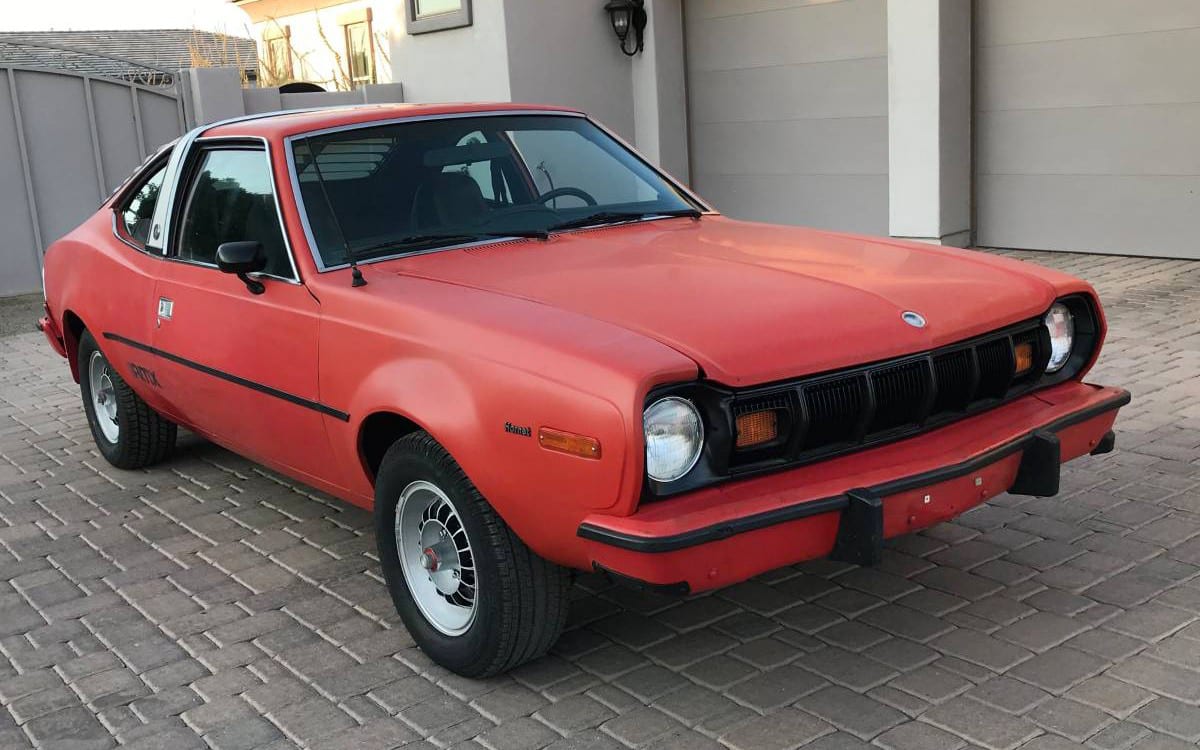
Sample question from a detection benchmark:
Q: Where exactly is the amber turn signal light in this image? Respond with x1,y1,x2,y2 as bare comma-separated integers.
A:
538,427,601,459
1014,341,1034,375
735,410,778,448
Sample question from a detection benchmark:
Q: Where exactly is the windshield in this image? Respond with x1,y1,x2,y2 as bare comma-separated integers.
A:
291,114,697,267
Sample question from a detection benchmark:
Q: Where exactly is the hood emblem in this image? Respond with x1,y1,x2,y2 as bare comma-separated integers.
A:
901,311,926,329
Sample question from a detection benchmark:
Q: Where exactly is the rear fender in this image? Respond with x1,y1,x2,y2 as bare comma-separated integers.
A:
60,310,85,381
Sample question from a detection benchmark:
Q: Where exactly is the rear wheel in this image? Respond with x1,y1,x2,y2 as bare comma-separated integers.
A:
78,331,176,469
375,431,570,677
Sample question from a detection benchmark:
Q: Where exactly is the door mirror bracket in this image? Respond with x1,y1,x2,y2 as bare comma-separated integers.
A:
216,241,268,295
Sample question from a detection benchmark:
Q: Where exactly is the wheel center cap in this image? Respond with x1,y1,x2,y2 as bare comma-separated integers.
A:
420,548,439,572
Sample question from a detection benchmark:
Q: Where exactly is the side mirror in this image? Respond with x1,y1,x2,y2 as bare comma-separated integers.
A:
216,241,267,295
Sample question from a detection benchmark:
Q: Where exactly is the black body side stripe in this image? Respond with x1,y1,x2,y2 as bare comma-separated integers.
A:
578,389,1131,553
103,332,350,422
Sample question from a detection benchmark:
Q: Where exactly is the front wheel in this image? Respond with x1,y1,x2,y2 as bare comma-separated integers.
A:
374,432,569,677
78,330,176,469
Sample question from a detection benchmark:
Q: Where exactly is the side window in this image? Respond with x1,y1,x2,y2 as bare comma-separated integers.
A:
176,148,292,278
117,165,166,249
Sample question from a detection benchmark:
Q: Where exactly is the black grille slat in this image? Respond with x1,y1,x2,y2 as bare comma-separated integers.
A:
932,350,973,413
733,394,791,416
802,376,864,447
867,360,931,433
975,339,1015,399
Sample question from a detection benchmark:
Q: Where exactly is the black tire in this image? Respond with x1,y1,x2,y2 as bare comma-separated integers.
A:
374,431,569,677
78,330,176,469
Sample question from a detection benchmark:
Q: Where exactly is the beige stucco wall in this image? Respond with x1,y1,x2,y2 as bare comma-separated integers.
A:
243,0,399,90
501,0,636,141
386,0,512,102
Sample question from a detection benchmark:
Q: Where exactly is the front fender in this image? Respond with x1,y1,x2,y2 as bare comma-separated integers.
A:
313,272,698,569
334,353,632,569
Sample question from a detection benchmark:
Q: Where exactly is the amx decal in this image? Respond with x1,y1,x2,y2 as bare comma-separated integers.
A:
129,363,160,387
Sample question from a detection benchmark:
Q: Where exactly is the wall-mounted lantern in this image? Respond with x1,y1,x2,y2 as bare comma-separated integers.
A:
604,0,647,56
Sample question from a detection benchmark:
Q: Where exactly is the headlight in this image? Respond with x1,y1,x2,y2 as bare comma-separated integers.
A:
643,397,704,482
1044,302,1075,372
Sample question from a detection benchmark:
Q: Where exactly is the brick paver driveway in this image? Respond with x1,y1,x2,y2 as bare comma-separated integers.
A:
3,250,1199,750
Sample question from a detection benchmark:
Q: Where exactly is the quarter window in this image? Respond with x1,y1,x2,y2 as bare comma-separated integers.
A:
117,164,166,249
175,148,292,279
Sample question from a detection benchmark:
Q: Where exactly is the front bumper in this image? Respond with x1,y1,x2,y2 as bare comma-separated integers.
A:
579,380,1129,594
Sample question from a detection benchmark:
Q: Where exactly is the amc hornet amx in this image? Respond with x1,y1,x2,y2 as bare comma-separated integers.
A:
38,103,1128,676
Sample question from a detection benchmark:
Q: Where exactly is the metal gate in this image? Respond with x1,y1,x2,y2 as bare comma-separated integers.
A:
0,51,185,296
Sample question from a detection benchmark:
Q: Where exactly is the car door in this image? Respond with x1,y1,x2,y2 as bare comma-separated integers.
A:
151,140,337,483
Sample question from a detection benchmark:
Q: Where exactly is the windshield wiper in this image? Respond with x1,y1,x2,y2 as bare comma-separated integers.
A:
546,208,701,233
350,229,549,258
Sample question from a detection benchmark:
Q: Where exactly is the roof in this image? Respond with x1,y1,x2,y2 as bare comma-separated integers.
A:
202,102,586,140
231,0,356,24
0,29,257,84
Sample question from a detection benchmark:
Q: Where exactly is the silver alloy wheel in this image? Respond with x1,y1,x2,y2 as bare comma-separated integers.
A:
88,351,119,444
395,480,477,636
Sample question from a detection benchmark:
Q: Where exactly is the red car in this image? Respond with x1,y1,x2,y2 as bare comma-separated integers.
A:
39,103,1128,676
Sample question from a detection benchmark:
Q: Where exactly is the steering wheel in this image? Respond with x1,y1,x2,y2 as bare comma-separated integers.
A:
537,187,598,207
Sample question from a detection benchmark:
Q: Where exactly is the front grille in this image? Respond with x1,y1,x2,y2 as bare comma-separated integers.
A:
727,317,1049,473
975,339,1014,399
868,359,932,434
733,393,792,418
804,376,865,446
931,350,973,413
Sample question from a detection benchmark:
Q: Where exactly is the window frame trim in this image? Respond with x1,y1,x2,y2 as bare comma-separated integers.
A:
340,10,376,87
167,136,302,284
283,110,714,273
405,0,472,35
264,25,294,82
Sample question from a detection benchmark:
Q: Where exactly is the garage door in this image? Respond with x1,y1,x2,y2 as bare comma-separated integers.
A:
976,0,1200,259
684,0,888,235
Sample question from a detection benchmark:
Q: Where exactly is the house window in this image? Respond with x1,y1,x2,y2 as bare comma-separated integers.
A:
344,19,375,87
406,0,472,34
416,0,465,16
265,32,292,82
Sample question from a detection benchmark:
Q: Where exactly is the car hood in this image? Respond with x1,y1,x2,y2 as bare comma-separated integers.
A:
389,217,1058,386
